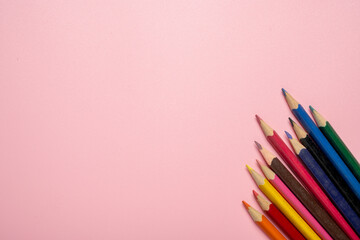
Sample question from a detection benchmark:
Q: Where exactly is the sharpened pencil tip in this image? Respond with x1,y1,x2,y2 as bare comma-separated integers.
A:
310,105,327,127
255,114,262,124
282,89,300,110
285,131,293,139
259,162,265,169
256,159,263,167
246,165,253,173
254,141,262,150
289,117,295,126
242,201,250,209
282,88,287,96
309,105,315,112
253,190,259,197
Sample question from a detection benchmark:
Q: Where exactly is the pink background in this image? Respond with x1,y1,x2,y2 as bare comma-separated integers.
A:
1,1,360,239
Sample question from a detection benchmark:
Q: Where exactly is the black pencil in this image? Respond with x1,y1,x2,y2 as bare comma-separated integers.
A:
289,118,360,218
255,141,349,240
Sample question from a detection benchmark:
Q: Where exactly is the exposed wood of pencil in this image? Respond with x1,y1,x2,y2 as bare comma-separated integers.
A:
290,118,360,217
287,132,360,236
254,190,306,240
243,201,287,240
310,106,360,182
257,115,359,240
247,165,321,240
255,142,350,240
282,89,360,201
259,162,332,240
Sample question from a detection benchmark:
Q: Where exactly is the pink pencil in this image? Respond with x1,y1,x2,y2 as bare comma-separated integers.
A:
257,160,333,240
257,116,359,240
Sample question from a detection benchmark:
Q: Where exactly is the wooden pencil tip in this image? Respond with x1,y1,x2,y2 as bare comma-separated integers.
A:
309,105,327,127
248,167,266,185
254,141,262,150
289,117,295,126
255,159,260,168
309,105,315,113
242,201,250,209
256,116,274,137
281,88,287,96
246,165,253,173
255,114,262,124
253,190,259,197
290,119,307,139
256,159,264,167
281,89,300,110
285,131,293,139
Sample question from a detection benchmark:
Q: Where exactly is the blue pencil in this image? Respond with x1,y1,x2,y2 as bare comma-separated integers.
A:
286,131,360,235
282,89,360,200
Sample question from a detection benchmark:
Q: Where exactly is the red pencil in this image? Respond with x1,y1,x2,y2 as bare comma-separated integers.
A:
243,201,287,240
256,115,359,240
253,190,305,240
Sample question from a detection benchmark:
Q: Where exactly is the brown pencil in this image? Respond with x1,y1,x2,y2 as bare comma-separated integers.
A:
290,118,360,217
255,141,349,240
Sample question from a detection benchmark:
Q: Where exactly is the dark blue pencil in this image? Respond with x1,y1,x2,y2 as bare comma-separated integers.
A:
289,118,360,217
282,89,360,200
286,131,360,236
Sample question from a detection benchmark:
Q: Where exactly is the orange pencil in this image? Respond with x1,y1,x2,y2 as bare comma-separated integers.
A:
243,201,286,240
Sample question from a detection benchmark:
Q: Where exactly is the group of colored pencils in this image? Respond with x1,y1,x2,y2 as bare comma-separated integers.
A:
243,89,360,240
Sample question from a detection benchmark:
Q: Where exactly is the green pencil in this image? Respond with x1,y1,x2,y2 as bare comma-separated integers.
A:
310,106,360,182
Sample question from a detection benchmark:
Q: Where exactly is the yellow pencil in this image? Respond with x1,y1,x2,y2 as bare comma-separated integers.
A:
246,165,321,240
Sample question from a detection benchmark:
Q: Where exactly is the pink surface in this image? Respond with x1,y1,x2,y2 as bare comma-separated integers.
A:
1,1,360,239
267,170,331,240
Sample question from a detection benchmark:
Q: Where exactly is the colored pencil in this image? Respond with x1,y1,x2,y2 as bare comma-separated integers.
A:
246,165,321,240
257,161,332,240
243,201,287,240
290,118,360,217
256,116,359,240
286,131,360,235
282,89,360,200
253,190,306,240
256,142,349,240
310,106,360,182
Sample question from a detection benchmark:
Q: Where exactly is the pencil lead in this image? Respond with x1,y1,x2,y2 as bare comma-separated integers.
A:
288,134,304,154
242,201,250,209
309,106,327,127
291,119,307,139
309,105,315,113
257,145,276,165
256,159,260,167
282,89,300,110
253,190,259,197
282,88,288,96
285,131,293,139
289,117,295,126
255,114,262,124
254,141,262,150
246,165,253,173
256,159,264,167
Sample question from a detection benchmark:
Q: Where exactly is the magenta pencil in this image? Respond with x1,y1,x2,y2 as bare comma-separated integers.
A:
258,161,332,240
256,116,359,240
